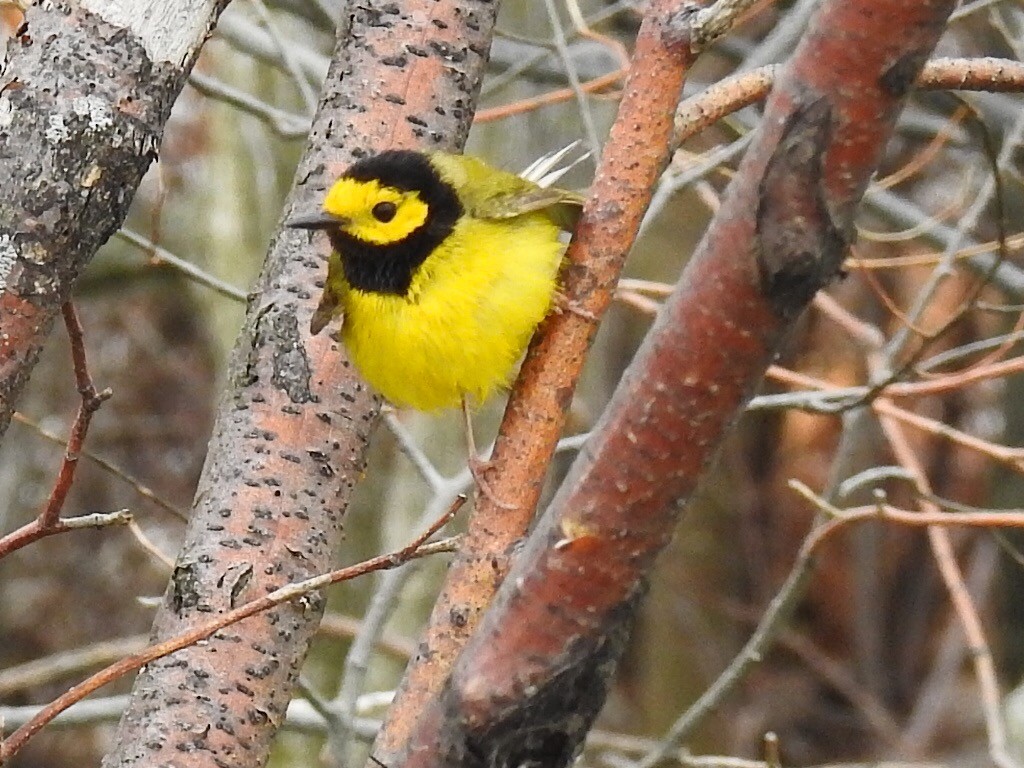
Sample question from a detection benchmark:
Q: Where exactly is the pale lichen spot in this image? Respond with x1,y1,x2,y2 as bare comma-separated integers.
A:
46,97,113,145
45,113,68,144
0,96,13,130
0,235,18,292
72,95,113,131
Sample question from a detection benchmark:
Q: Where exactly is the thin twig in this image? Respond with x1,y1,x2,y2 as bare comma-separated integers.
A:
114,229,248,303
475,68,624,123
188,71,311,138
0,510,133,561
0,693,383,739
0,636,147,697
882,106,1022,364
0,499,464,764
41,303,112,525
326,491,470,763
249,0,319,115
0,305,117,560
541,0,602,164
11,411,187,521
637,482,1024,768
876,409,1015,768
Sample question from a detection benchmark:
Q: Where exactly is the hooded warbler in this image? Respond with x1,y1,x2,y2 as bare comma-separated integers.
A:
288,149,585,412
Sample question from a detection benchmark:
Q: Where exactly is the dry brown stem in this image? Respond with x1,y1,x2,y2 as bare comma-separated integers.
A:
0,303,115,560
0,500,462,765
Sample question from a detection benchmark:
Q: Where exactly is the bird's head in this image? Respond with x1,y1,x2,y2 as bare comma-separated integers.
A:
286,150,459,247
288,150,463,314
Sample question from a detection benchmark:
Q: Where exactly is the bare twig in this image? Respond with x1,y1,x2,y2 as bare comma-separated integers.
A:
0,304,116,559
114,229,248,303
877,410,1015,768
187,71,311,138
540,0,603,162
11,411,188,521
0,499,463,764
0,636,147,697
248,0,318,114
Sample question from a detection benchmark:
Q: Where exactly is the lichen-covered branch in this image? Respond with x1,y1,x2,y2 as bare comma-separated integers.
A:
0,0,230,438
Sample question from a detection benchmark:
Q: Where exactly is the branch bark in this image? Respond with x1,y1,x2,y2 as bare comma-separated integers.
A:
394,1,957,766
0,0,230,438
370,0,700,761
98,1,497,767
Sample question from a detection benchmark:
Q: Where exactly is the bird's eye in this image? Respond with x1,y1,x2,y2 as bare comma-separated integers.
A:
372,201,398,223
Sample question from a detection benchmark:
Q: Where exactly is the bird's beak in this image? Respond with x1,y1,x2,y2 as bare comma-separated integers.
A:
286,211,348,230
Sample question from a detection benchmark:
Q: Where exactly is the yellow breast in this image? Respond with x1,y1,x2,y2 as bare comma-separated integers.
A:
339,213,564,411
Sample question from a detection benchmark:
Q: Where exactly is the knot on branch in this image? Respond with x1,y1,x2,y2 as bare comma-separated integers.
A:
661,3,701,50
755,96,848,319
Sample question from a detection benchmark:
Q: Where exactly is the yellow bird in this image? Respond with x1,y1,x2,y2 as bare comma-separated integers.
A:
288,149,584,414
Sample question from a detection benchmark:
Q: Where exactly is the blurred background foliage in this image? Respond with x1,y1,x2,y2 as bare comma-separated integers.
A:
3,0,1024,766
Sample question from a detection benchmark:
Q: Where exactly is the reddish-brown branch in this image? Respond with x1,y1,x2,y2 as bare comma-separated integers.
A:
39,303,111,525
0,302,113,559
0,500,462,766
393,2,957,766
370,0,700,762
673,57,1024,147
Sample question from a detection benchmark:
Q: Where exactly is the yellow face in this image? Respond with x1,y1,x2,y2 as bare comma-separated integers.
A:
323,178,430,246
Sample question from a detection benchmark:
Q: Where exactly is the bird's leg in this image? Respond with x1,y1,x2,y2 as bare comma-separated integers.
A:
552,290,597,322
462,396,514,510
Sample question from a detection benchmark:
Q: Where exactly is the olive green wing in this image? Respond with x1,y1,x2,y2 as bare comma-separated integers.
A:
471,186,586,232
428,151,585,232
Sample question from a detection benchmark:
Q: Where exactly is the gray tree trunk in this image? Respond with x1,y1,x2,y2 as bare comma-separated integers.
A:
0,0,229,437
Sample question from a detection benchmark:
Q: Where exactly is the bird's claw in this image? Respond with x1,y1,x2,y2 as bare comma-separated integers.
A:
552,291,597,322
468,455,515,510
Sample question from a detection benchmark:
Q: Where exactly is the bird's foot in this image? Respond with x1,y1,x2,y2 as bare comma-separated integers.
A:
552,291,597,322
467,455,515,510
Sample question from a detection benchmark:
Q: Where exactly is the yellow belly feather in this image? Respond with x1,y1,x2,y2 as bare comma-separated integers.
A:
340,213,564,411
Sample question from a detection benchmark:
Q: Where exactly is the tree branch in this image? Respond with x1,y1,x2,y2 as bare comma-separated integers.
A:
99,0,499,764
0,0,232,438
393,1,958,766
371,0,703,760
